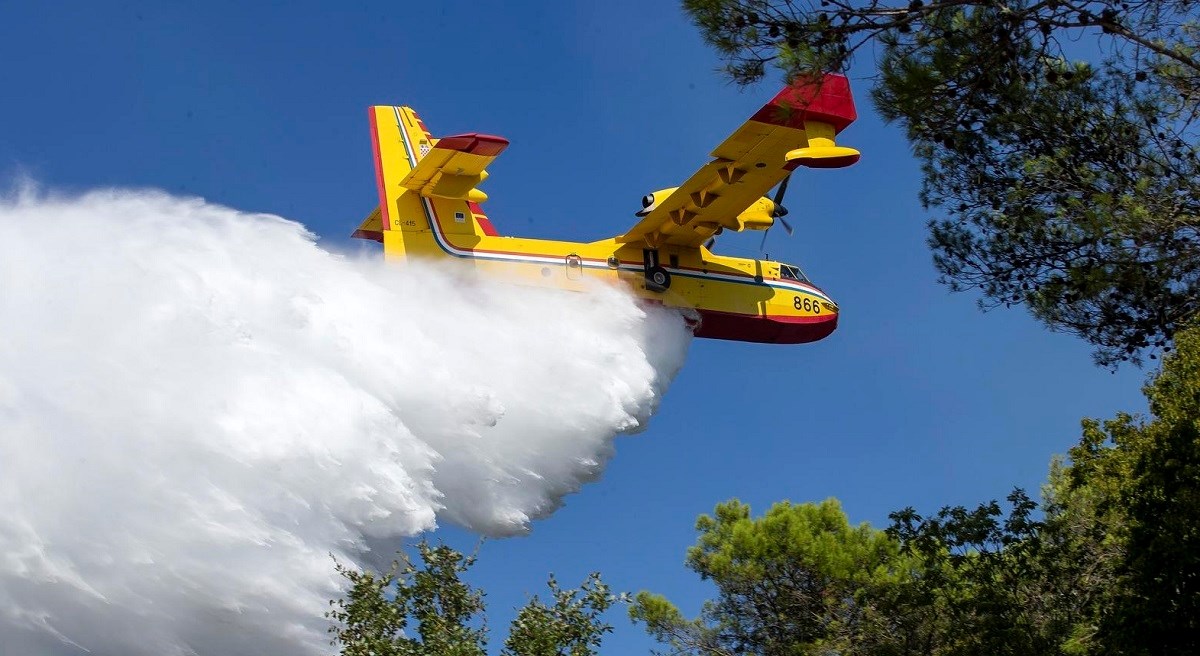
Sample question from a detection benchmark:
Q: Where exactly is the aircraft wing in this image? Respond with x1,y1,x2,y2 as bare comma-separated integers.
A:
617,73,860,248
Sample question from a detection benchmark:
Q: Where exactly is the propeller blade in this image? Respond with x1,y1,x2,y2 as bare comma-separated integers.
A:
761,174,796,255
771,174,792,216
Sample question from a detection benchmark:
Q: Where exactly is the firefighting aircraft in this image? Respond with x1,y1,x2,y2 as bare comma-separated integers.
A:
352,73,860,344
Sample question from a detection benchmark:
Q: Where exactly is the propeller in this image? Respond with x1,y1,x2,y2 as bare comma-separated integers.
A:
706,174,795,253
772,174,795,233
760,174,795,251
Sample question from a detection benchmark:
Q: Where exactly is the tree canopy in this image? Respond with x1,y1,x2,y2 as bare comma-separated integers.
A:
630,498,919,655
684,0,1200,365
327,540,620,656
632,328,1200,654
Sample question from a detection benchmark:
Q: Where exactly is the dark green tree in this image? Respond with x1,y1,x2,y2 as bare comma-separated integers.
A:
630,498,923,655
1064,326,1200,653
503,573,622,656
328,541,487,656
327,540,621,656
887,487,1115,656
683,0,1200,365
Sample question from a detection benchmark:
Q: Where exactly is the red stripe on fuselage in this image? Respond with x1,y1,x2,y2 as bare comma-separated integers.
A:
423,178,831,301
426,220,829,296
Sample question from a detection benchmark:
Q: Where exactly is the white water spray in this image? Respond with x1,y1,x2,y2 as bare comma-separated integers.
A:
0,187,691,655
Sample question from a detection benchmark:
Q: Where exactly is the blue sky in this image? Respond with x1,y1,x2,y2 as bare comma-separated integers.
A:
0,1,1148,652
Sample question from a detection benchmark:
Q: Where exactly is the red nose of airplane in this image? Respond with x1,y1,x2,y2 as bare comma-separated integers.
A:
692,307,838,344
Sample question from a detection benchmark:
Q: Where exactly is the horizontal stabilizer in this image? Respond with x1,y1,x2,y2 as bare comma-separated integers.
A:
399,133,508,201
353,206,383,243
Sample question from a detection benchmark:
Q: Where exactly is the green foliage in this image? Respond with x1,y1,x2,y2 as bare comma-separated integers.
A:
637,328,1200,654
327,541,487,656
503,573,622,656
1065,327,1200,653
888,489,1112,656
630,498,920,655
328,541,619,656
683,0,1200,366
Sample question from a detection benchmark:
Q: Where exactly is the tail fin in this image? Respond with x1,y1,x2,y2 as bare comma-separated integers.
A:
353,106,504,242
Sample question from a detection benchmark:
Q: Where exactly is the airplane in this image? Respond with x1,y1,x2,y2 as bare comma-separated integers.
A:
352,72,860,344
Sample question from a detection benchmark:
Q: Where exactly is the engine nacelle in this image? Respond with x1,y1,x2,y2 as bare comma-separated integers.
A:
636,187,679,216
735,196,778,231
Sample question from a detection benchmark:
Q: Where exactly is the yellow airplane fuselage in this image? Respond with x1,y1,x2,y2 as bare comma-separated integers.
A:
373,192,839,345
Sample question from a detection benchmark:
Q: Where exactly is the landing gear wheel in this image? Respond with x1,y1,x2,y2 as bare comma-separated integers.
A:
648,266,671,291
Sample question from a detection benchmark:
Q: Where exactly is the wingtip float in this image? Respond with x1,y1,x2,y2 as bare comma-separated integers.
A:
353,72,860,345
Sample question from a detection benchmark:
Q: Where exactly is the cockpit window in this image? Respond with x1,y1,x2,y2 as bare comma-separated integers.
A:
780,264,809,283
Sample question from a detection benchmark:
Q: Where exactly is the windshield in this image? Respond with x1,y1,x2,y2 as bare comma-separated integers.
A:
779,264,809,283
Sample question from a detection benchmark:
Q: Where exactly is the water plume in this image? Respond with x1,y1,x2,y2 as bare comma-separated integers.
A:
0,186,691,655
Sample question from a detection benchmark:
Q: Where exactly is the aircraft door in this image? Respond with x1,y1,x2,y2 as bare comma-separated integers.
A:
565,253,583,280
